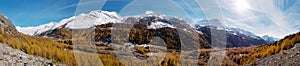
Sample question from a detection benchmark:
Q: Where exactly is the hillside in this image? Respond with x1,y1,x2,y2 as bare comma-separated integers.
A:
255,43,300,65
225,31,300,65
195,31,300,66
0,13,76,65
0,43,53,65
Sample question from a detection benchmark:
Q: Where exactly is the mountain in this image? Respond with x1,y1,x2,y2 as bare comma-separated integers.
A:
261,35,280,43
13,11,212,62
225,31,300,65
0,13,56,65
124,13,210,50
16,10,267,48
255,43,300,65
0,13,76,65
195,19,267,47
16,22,57,35
5,10,300,66
16,10,121,36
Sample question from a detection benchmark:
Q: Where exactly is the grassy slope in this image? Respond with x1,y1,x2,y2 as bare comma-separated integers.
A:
0,28,125,65
226,32,300,65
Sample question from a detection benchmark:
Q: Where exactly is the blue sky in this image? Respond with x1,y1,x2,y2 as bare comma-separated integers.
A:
0,0,79,27
0,0,206,27
0,0,299,38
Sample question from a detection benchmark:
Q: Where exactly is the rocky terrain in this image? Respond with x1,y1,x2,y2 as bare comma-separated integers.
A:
0,13,68,66
255,43,300,66
0,43,53,66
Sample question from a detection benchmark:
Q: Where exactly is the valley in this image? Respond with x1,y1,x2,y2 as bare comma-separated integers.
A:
1,10,300,66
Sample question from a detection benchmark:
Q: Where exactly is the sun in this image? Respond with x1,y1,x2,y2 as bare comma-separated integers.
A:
234,0,251,11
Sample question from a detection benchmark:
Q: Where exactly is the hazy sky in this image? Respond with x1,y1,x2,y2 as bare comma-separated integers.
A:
0,0,299,38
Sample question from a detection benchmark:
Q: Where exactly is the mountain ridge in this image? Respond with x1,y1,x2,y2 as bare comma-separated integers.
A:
16,10,268,48
261,35,280,43
16,10,121,35
195,19,267,47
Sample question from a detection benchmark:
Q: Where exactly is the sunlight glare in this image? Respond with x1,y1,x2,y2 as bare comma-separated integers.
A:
235,0,251,12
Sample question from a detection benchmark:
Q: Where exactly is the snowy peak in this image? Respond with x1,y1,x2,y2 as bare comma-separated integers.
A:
261,35,280,43
66,10,121,29
124,11,180,29
195,19,260,38
16,10,121,35
16,22,57,35
195,19,267,47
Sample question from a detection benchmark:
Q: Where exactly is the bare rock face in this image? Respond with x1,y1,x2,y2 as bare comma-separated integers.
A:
0,43,54,66
0,13,62,65
0,13,18,35
0,13,14,28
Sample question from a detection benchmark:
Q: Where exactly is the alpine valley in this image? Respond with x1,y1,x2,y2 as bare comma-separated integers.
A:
1,10,299,66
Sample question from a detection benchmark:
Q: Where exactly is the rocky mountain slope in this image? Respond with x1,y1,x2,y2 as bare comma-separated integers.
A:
16,10,210,49
0,43,53,65
195,19,267,47
0,13,73,65
0,13,18,35
16,10,267,48
0,13,55,65
225,31,300,65
255,43,300,65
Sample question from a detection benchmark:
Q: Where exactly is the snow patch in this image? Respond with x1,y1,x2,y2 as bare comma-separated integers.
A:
148,21,175,29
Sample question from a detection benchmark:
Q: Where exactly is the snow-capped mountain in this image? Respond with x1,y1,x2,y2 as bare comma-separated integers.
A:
195,19,261,39
194,19,267,47
261,35,280,43
28,10,208,49
16,22,57,35
16,10,121,35
127,11,179,29
16,10,267,48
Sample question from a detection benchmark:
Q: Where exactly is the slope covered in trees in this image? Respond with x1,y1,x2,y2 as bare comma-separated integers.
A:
226,32,300,65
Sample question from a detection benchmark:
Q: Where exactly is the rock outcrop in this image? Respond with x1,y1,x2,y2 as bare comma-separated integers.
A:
0,43,53,66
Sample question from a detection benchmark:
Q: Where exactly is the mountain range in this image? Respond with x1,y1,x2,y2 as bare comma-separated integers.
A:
16,10,270,48
1,10,300,66
261,35,280,43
